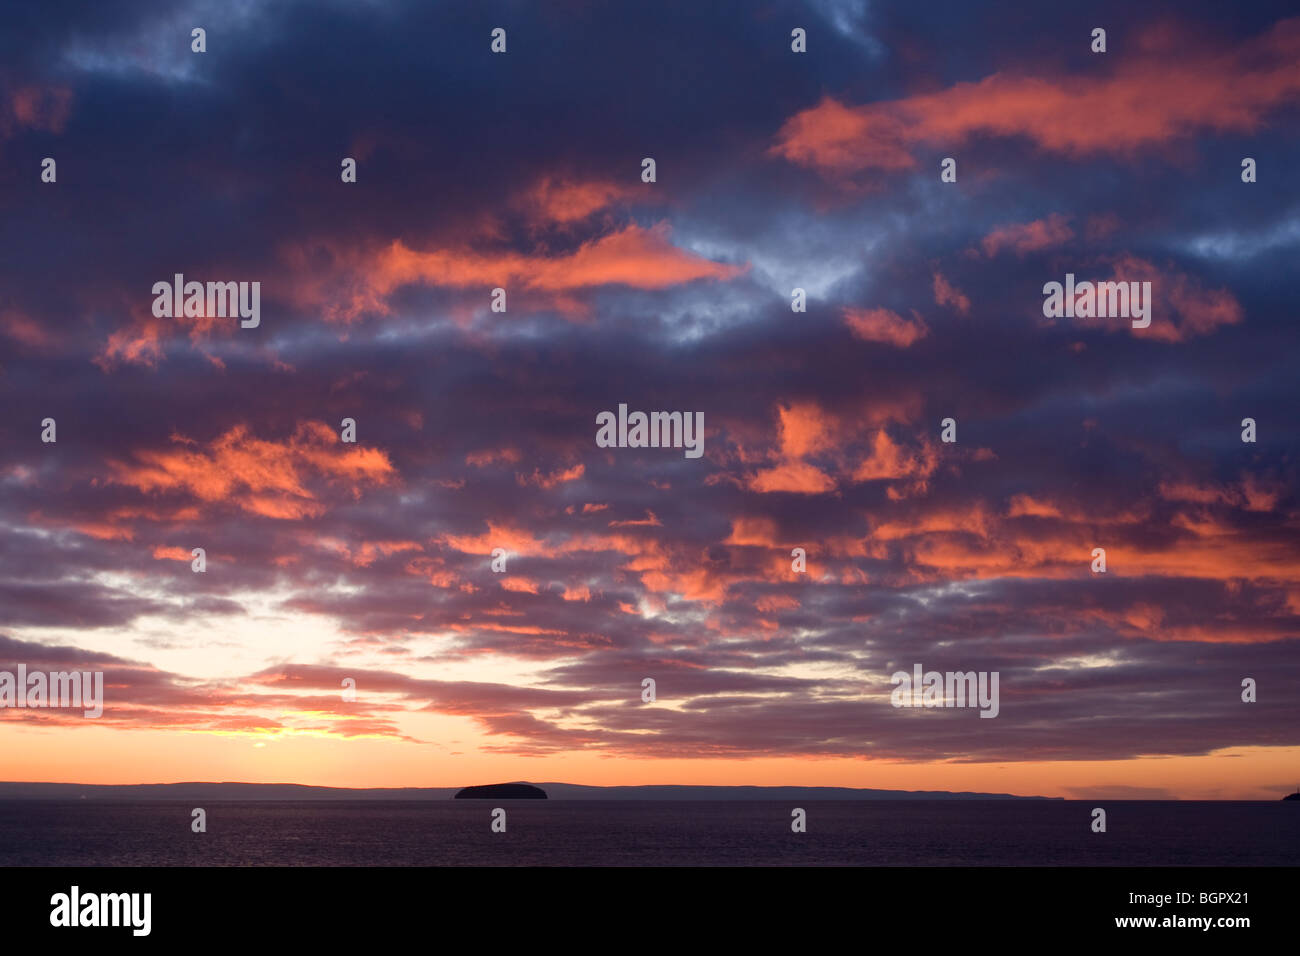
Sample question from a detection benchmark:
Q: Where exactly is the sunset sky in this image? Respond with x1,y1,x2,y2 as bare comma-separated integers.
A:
2,0,1299,799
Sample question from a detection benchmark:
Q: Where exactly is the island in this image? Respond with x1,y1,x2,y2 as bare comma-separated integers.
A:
454,783,547,800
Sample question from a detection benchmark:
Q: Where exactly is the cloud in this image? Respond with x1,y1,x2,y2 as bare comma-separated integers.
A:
106,422,396,521
747,459,838,495
1102,255,1243,342
843,306,929,346
932,272,970,314
1,84,72,140
285,223,748,322
772,18,1300,178
980,214,1074,257
851,429,938,484
519,176,638,224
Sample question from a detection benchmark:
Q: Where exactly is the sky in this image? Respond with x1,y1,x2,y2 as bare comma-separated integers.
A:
1,0,1298,799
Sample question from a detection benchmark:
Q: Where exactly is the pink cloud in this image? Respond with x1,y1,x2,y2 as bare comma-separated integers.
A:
843,307,929,347
980,214,1074,257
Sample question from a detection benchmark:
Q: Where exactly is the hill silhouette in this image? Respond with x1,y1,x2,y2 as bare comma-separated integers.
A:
0,780,1059,800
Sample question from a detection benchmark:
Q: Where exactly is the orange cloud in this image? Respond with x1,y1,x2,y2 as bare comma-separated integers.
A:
1158,481,1238,507
467,447,522,467
748,460,837,495
775,402,837,458
107,422,395,519
347,540,423,567
609,510,662,528
772,18,1300,178
440,522,554,558
873,503,993,541
286,222,747,322
63,505,204,541
932,273,970,314
743,402,843,494
1158,475,1284,513
843,306,928,347
500,577,540,594
0,311,58,349
724,517,783,548
737,401,943,497
1103,255,1243,342
1008,494,1064,519
980,214,1074,257
404,556,460,589
95,317,166,370
770,95,914,175
152,546,193,561
852,429,938,484
755,594,800,612
68,521,135,542
517,463,585,489
521,176,636,224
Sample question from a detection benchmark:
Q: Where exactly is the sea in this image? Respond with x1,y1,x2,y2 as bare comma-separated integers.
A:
0,800,1296,866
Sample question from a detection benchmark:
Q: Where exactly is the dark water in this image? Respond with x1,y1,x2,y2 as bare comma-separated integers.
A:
0,800,1295,866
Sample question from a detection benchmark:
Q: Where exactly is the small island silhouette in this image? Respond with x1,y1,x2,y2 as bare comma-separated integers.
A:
1284,788,1300,801
454,783,547,800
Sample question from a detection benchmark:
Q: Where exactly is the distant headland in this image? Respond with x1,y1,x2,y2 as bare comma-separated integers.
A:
455,783,547,799
0,781,1061,801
